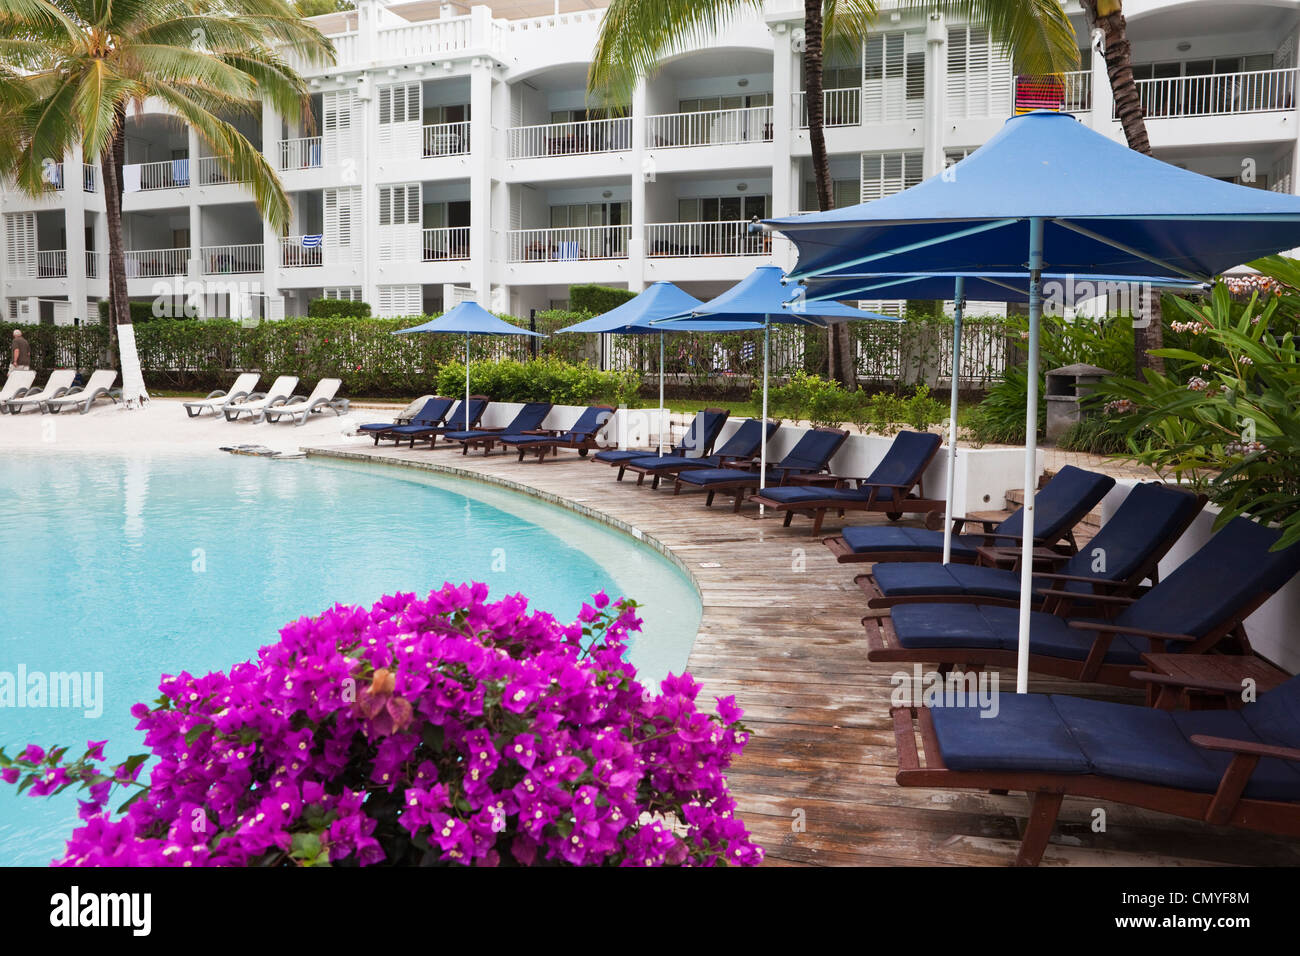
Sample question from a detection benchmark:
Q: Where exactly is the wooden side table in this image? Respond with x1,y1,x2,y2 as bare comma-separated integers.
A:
1137,653,1291,710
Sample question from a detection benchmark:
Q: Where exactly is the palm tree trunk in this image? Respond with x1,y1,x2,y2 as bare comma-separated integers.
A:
1081,0,1164,376
100,104,129,361
803,0,856,390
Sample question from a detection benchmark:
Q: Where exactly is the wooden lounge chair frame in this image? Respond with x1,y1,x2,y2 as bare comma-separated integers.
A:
672,426,851,513
512,405,617,462
397,396,490,449
622,418,780,489
366,397,454,445
448,402,555,456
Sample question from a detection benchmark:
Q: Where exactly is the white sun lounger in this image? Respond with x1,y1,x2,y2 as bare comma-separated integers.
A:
183,373,261,418
4,369,76,414
42,369,120,414
0,370,36,413
223,375,299,423
264,378,349,426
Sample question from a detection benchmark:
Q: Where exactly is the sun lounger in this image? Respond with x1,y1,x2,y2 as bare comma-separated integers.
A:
500,405,616,461
362,397,455,445
0,369,36,412
594,407,731,479
823,464,1116,564
892,672,1300,865
4,369,76,414
222,375,300,423
444,401,554,455
673,426,850,512
748,430,943,534
620,418,781,489
863,515,1300,687
859,483,1206,612
263,378,349,426
42,369,119,414
183,373,261,418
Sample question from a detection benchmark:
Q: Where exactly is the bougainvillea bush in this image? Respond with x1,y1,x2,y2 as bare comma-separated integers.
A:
0,584,762,867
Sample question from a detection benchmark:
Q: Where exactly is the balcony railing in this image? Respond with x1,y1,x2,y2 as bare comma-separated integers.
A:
279,136,322,170
794,88,863,128
281,236,323,268
125,247,189,278
423,121,471,158
195,156,241,185
1060,71,1092,113
201,243,264,274
42,162,64,190
646,221,772,258
508,225,631,263
422,227,471,261
646,106,773,149
85,251,103,279
82,163,97,193
508,116,632,159
376,17,471,60
36,249,67,278
130,159,189,191
1133,67,1296,119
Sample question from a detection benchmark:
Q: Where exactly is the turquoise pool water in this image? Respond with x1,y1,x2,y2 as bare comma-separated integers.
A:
0,451,700,866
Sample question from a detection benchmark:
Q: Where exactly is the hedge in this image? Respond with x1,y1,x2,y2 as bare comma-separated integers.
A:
569,284,636,315
308,298,371,318
97,300,170,324
433,357,640,407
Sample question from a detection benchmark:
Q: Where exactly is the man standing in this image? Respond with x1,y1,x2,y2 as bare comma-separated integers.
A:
11,330,30,371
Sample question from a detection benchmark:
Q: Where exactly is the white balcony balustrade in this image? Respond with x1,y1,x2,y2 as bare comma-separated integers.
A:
1060,71,1092,113
131,159,190,191
195,156,240,185
376,17,471,61
646,221,772,258
124,247,189,278
423,122,472,158
279,137,323,170
793,88,863,128
85,251,103,279
508,116,632,159
82,163,97,192
201,244,263,274
646,106,773,149
36,249,67,278
281,236,324,268
508,225,631,263
422,227,471,261
1133,67,1296,119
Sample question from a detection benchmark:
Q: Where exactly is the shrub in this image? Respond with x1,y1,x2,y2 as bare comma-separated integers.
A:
0,585,762,866
902,384,945,431
964,364,1040,446
569,285,635,316
1055,413,1131,455
309,298,372,319
434,357,640,407
97,300,169,323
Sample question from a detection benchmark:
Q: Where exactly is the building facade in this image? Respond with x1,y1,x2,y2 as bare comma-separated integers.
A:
3,0,1298,324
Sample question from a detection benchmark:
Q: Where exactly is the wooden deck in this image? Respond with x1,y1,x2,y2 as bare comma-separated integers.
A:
304,441,1300,867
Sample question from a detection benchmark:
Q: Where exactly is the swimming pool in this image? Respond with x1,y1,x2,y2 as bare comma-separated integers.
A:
0,451,701,865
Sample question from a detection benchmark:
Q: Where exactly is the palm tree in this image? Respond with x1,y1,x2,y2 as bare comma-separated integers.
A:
0,0,332,388
590,0,1077,389
1078,0,1163,375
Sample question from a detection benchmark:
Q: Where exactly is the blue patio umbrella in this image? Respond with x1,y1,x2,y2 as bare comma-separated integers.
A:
395,300,544,430
797,270,1205,565
557,281,761,455
653,265,900,499
768,110,1300,692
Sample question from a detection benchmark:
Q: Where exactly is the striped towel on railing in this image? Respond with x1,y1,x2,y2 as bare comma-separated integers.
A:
1014,75,1065,114
301,235,323,248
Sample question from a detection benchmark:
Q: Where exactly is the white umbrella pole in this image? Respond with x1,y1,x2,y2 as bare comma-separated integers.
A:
942,277,965,566
760,319,770,513
658,331,665,457
1016,218,1045,695
464,331,471,430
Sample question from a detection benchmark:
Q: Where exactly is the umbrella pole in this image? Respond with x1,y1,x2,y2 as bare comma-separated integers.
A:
658,331,665,457
759,318,769,515
1016,219,1045,694
942,278,965,566
465,331,470,430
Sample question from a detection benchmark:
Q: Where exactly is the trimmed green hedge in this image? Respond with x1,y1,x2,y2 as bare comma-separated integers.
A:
308,298,371,318
434,357,640,407
569,284,635,315
97,300,170,324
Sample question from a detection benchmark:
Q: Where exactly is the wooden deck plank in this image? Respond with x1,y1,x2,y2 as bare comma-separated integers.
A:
304,443,1300,868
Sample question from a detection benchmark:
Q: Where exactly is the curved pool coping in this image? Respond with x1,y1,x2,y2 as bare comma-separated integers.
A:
301,447,703,604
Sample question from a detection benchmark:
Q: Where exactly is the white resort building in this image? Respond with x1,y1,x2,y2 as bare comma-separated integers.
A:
2,0,1298,323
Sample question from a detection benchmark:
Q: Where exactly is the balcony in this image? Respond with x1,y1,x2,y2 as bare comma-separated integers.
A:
125,247,189,278
508,225,630,263
646,221,771,258
1132,67,1296,119
646,106,773,149
281,235,323,268
201,243,264,275
508,117,632,160
279,137,322,170
35,250,67,278
128,159,190,191
194,156,240,185
793,88,864,128
85,251,103,279
422,227,470,261
424,122,471,158
82,163,97,193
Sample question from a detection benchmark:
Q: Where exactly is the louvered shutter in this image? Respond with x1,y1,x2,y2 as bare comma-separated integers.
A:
5,213,37,278
377,82,422,158
324,186,361,263
322,90,359,169
947,26,1012,118
376,284,422,317
860,152,923,202
378,183,421,261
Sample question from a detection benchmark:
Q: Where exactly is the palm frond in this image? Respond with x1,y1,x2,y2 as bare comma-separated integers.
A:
896,0,1079,74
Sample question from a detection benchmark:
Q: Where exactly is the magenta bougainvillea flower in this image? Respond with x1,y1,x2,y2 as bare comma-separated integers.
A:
0,584,762,867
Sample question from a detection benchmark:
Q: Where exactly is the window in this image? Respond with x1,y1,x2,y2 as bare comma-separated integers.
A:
677,93,772,113
323,286,362,302
549,201,629,228
678,194,769,222
860,152,922,202
801,181,858,212
379,184,421,226
379,83,420,124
